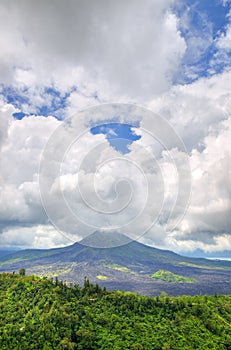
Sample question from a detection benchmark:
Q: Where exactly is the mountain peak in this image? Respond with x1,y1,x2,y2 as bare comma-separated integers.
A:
79,231,132,248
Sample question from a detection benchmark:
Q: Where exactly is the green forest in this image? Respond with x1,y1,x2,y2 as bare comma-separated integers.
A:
0,273,231,350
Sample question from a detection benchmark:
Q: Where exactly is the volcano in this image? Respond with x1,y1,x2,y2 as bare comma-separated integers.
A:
1,231,231,296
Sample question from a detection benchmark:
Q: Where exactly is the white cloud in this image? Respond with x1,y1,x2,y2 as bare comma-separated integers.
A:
0,0,185,102
0,1,231,254
186,116,231,234
222,0,231,6
0,225,70,249
0,104,189,249
0,114,60,236
149,69,231,151
0,88,231,252
216,23,231,50
0,100,15,153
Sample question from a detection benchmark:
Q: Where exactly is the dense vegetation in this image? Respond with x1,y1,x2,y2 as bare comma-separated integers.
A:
151,270,197,283
0,273,231,350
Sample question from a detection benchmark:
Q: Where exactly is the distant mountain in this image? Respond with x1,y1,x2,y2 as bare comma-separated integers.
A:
181,248,231,260
0,232,231,296
0,248,20,257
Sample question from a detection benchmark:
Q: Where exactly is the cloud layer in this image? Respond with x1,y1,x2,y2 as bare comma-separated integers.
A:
0,0,231,254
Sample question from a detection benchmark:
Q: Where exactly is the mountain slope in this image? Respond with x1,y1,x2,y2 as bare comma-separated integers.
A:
0,232,231,296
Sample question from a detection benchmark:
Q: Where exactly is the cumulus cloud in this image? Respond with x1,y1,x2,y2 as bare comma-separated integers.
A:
38,105,182,245
0,225,70,249
0,100,14,153
185,116,231,234
149,70,231,151
216,24,231,50
0,1,231,254
140,114,231,253
0,104,190,249
0,88,231,252
176,4,214,80
142,71,231,252
0,0,185,103
0,114,60,234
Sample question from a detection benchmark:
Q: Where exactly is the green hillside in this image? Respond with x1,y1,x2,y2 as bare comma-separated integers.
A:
0,273,231,349
152,270,197,283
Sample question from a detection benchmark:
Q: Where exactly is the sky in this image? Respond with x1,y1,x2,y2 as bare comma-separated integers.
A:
0,0,231,255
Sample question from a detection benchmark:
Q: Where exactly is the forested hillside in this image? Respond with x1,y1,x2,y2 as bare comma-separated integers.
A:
0,273,231,350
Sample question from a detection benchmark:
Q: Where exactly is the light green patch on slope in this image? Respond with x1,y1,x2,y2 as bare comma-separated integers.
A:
0,258,27,266
151,269,197,283
179,261,228,270
105,263,137,275
27,262,77,278
97,275,108,280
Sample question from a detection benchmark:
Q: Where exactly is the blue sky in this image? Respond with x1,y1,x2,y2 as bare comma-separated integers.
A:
174,0,231,82
91,123,141,154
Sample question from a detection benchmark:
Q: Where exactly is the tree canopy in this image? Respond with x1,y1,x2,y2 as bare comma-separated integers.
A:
0,273,231,349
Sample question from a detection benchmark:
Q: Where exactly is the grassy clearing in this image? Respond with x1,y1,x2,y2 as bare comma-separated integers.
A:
151,270,197,283
105,264,136,274
97,275,108,280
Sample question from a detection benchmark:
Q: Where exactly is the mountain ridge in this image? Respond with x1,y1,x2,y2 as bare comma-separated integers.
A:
0,232,231,296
